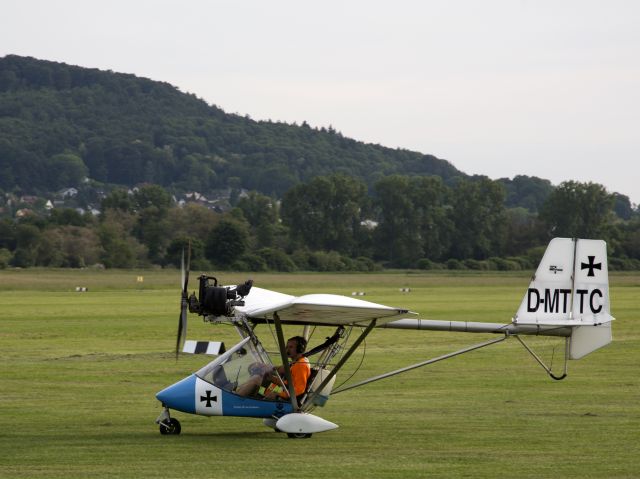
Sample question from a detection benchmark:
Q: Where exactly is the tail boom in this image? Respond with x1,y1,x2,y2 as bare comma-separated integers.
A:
381,319,571,337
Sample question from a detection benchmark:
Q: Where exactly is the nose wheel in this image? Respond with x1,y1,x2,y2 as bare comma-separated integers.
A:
156,407,181,435
159,418,181,435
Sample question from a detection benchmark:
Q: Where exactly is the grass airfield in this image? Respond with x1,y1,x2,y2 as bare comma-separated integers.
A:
1,269,638,479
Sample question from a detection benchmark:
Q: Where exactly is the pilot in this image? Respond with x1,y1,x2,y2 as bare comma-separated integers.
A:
235,336,311,400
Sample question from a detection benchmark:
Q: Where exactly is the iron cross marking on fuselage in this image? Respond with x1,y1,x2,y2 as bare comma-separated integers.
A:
581,255,602,277
200,390,217,407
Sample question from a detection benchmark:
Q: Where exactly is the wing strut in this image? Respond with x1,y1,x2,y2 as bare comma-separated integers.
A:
332,334,508,395
273,312,299,412
302,319,377,412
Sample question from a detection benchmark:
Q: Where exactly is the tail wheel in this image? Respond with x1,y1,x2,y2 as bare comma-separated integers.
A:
159,418,181,435
287,432,312,439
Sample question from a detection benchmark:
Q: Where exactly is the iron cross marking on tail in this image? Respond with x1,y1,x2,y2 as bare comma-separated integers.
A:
200,390,217,407
581,256,602,277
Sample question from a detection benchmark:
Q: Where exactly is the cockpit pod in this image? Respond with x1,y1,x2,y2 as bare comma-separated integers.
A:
156,337,293,418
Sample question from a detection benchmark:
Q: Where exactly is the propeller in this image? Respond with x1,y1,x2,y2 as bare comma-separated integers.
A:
176,242,191,358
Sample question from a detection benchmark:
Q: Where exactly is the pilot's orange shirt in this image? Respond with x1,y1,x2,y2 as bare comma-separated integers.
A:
278,357,311,398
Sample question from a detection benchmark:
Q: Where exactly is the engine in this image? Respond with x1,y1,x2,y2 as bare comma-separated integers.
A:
188,275,253,317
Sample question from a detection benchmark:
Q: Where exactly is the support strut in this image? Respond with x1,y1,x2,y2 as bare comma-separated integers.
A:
273,312,299,411
332,334,508,394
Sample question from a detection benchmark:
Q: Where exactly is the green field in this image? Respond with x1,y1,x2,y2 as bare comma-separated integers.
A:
1,269,639,478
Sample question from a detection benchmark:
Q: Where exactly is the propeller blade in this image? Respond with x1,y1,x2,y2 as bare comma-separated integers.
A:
176,242,192,358
184,240,191,293
176,312,182,357
176,291,188,358
180,248,185,291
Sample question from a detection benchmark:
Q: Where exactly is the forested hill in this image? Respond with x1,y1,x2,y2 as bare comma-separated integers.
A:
0,55,462,196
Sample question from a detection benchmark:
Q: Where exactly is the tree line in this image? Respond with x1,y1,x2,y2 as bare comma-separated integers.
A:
1,176,638,271
1,55,638,271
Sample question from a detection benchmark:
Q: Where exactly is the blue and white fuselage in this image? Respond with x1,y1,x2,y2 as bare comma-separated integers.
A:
156,374,293,418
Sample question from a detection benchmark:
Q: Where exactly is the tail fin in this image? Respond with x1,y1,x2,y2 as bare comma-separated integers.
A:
513,238,613,359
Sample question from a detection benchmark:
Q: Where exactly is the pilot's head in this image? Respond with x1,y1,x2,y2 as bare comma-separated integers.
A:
286,336,307,358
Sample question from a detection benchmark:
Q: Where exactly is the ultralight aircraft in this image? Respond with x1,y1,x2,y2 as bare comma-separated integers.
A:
155,237,613,438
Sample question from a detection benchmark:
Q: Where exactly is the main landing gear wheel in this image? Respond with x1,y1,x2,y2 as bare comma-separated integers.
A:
159,418,181,435
287,432,312,439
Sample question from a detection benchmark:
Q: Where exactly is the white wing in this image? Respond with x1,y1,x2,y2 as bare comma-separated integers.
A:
236,287,409,326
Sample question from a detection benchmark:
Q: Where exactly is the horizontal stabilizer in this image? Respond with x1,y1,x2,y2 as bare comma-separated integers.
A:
182,340,225,355
570,322,612,359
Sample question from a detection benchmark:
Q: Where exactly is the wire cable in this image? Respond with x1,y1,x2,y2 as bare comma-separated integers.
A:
333,328,367,390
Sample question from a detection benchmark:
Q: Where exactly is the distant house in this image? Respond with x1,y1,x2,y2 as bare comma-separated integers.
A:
185,191,208,202
360,219,379,230
19,195,39,205
45,200,54,210
60,187,78,198
15,208,34,218
5,193,18,206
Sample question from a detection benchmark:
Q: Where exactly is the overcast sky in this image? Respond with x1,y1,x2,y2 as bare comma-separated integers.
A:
2,0,639,204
